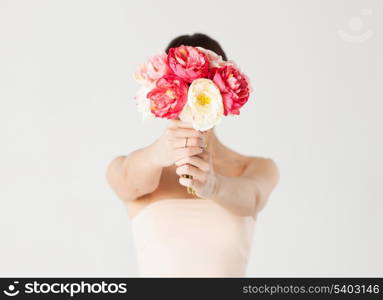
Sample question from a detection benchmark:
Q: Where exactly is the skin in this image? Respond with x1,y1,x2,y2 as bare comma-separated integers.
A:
106,120,279,219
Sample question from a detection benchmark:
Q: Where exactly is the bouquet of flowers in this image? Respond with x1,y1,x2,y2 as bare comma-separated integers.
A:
133,45,252,193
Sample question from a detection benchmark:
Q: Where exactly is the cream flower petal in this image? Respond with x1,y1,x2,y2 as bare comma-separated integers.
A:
134,86,155,120
180,79,223,131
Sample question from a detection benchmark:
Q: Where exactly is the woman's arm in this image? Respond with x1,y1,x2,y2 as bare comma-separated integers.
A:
106,143,163,202
106,120,205,202
176,155,279,217
212,159,279,217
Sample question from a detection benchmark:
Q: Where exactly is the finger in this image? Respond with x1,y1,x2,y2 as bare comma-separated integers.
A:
172,137,205,148
174,147,203,160
179,176,193,188
178,177,205,196
195,150,209,161
172,128,203,138
168,120,193,129
176,165,207,182
175,156,210,172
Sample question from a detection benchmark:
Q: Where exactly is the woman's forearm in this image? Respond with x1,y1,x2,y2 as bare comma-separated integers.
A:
210,173,261,217
125,142,164,193
107,142,163,201
107,121,206,202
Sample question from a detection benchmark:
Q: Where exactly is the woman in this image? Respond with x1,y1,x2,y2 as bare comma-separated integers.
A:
106,33,279,277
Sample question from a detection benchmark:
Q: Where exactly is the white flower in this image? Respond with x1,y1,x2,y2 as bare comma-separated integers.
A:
180,78,223,131
134,86,155,120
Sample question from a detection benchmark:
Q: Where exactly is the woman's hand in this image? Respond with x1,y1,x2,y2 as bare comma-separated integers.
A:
175,150,219,199
151,120,206,167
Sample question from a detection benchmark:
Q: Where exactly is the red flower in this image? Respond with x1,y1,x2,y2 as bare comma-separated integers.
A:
147,75,188,119
167,46,209,83
209,65,251,115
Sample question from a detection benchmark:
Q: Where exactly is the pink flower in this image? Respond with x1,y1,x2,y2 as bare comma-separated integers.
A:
147,75,188,119
197,47,227,68
209,65,251,116
134,51,171,87
167,46,209,83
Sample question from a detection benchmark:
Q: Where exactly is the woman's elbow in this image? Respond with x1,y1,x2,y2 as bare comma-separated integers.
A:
106,156,157,202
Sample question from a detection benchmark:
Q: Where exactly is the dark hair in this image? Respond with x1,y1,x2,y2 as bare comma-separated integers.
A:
165,33,227,61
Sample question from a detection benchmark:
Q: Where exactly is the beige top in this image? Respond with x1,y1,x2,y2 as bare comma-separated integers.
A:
130,198,256,277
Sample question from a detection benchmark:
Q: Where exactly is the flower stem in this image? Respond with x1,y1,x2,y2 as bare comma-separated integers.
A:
182,174,195,195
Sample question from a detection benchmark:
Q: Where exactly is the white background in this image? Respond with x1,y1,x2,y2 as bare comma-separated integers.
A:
0,0,382,276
